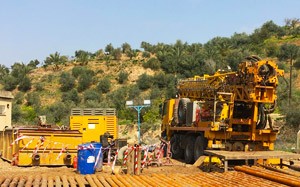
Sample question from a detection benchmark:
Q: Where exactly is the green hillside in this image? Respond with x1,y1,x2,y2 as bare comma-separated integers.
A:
0,19,300,135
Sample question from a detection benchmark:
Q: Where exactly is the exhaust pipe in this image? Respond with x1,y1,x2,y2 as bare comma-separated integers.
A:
32,154,40,161
64,154,72,161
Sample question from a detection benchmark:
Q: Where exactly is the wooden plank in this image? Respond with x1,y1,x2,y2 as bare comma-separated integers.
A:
204,150,300,160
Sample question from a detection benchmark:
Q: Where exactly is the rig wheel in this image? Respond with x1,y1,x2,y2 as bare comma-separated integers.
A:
170,135,183,159
184,136,195,164
194,135,204,161
178,98,190,125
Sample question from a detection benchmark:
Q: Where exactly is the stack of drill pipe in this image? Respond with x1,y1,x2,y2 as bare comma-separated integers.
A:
41,174,47,187
262,164,300,177
24,175,33,187
96,175,110,187
17,176,26,187
61,175,69,187
235,165,300,186
54,176,61,187
9,176,20,187
91,175,103,187
47,176,54,187
85,175,97,187
74,175,85,187
67,176,77,187
1,176,12,187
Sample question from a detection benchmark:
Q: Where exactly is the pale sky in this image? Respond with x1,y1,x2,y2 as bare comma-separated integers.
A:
0,0,299,67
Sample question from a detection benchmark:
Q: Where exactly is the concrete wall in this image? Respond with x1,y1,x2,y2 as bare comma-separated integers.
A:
0,91,13,130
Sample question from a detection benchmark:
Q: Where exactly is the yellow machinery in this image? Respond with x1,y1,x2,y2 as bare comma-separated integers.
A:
161,56,284,164
0,108,118,166
69,108,118,143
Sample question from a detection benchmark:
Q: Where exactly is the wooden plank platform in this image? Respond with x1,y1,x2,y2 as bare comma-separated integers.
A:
204,150,300,172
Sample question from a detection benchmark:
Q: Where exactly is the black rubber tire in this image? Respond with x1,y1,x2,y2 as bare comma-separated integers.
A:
194,135,204,161
184,136,195,164
178,98,190,125
170,135,183,159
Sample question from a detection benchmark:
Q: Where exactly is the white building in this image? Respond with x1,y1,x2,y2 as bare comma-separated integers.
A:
0,91,13,130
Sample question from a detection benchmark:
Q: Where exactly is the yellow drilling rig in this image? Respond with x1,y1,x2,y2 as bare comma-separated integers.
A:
160,56,284,163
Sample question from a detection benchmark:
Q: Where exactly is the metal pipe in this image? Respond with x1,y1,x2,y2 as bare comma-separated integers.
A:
234,166,300,187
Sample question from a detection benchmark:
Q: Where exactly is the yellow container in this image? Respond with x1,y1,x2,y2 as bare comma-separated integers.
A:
1,128,82,166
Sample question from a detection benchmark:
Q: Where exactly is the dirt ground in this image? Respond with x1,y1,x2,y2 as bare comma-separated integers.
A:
0,157,203,178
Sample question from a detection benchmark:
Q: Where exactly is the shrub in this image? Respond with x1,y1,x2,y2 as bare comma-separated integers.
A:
61,89,81,104
35,82,44,91
83,89,101,102
18,76,31,92
118,71,128,84
77,73,93,92
142,57,160,70
96,78,111,93
142,51,151,58
26,92,41,107
137,73,153,90
3,75,18,91
59,72,75,92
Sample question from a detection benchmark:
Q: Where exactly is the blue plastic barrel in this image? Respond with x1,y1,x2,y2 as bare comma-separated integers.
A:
77,142,103,175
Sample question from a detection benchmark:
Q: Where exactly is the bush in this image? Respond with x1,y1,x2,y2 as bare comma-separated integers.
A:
127,85,141,100
61,89,81,104
96,78,111,93
142,51,151,58
137,73,153,90
142,57,160,70
77,73,93,92
2,75,18,91
26,92,41,107
83,89,101,102
35,82,44,91
18,76,31,92
118,71,128,84
72,66,95,78
59,72,75,92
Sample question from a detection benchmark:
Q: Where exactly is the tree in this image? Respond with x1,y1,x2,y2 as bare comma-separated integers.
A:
3,75,18,91
121,42,132,53
75,50,91,66
83,89,101,102
26,92,41,107
44,52,68,71
61,89,81,104
0,65,9,82
112,48,122,60
105,43,114,54
18,76,32,92
59,72,75,92
278,43,300,105
96,78,111,93
28,59,40,69
77,73,93,92
137,73,153,90
11,62,32,82
118,71,129,84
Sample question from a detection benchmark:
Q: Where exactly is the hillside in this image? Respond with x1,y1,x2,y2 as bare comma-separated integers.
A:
0,20,300,144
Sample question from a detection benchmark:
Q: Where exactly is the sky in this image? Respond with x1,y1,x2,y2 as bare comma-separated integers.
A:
0,0,299,67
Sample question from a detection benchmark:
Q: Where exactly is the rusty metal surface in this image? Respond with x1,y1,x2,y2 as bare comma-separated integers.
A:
205,150,300,160
0,171,292,187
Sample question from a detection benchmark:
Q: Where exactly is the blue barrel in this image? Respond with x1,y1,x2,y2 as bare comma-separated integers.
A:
77,142,103,175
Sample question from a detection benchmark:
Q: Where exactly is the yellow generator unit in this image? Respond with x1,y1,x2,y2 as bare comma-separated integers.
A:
69,108,118,143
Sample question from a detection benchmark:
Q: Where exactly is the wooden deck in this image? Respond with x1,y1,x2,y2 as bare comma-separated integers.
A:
204,150,300,172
